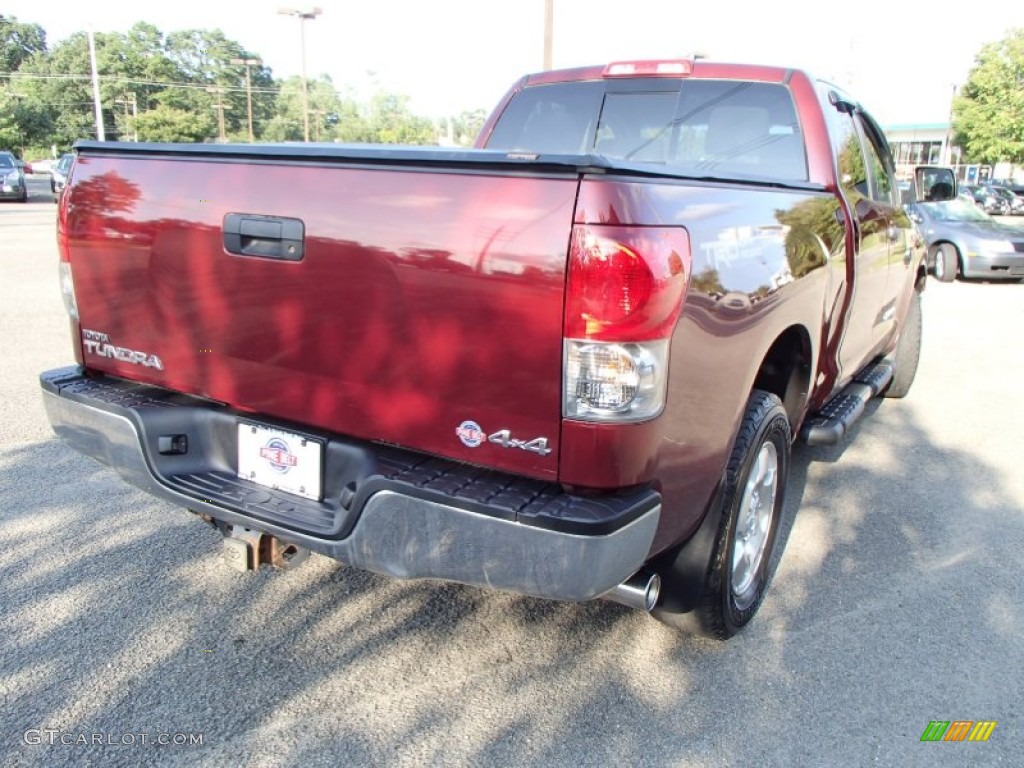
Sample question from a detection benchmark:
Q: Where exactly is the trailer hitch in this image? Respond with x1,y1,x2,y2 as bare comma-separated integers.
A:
220,524,310,572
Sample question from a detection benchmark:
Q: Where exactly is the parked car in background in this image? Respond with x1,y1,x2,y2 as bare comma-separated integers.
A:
0,151,28,202
30,158,53,175
962,184,1009,216
993,181,1024,198
51,152,74,201
981,183,1024,215
908,196,1024,281
956,189,976,207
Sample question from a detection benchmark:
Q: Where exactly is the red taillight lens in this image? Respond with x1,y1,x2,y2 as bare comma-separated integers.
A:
565,225,691,342
57,168,72,263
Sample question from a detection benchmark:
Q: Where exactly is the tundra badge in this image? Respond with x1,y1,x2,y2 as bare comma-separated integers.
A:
81,329,164,370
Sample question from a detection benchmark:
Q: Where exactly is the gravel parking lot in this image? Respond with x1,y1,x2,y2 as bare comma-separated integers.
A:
1,178,1023,767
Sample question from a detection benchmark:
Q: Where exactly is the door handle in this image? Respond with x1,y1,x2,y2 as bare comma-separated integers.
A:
223,213,305,261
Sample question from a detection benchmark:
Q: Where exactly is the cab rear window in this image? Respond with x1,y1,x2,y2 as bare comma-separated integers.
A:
486,79,807,182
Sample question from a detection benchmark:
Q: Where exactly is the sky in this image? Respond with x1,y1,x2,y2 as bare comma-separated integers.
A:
5,0,1024,127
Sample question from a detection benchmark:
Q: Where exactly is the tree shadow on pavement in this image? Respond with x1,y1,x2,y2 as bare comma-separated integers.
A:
1,391,1021,768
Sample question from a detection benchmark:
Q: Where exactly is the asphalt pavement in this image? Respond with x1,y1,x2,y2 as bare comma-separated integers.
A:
1,177,1022,767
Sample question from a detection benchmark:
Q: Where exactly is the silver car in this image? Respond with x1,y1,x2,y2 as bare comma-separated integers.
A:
908,197,1024,282
51,152,74,202
0,151,28,202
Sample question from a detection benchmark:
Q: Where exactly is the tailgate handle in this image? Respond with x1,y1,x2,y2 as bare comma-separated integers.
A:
223,213,304,261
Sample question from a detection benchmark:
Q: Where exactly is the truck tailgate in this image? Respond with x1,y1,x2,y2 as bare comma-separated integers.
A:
64,151,579,480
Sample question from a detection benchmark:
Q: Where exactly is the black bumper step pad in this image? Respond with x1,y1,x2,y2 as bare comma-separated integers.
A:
801,360,894,446
44,369,657,539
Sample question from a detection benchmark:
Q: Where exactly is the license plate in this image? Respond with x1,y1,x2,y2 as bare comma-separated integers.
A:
237,423,323,501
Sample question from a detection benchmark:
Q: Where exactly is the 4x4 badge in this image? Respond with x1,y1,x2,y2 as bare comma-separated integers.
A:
455,422,552,457
487,429,552,456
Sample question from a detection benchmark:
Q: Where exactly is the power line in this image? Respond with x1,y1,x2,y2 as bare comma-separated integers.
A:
2,71,279,96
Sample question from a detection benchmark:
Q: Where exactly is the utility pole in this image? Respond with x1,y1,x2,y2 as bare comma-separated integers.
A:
278,7,322,142
944,84,958,166
308,109,325,142
231,57,261,142
543,0,553,70
114,93,137,141
207,86,229,142
87,28,105,140
131,93,137,142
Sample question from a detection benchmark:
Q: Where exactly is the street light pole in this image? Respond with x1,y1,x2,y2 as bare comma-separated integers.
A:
278,7,322,142
543,0,553,70
231,57,262,142
944,84,958,167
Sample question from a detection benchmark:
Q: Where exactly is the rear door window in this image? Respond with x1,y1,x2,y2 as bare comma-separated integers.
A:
594,92,678,162
486,81,604,154
670,81,806,181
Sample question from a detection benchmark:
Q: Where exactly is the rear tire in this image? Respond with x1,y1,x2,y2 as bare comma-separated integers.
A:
884,291,922,399
932,244,957,283
695,390,791,639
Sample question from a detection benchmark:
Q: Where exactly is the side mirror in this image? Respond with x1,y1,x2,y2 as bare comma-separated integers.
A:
915,166,957,202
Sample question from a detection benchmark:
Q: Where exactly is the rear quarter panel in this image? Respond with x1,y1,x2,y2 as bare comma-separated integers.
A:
565,177,844,552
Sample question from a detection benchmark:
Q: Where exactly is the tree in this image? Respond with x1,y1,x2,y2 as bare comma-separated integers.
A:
164,28,274,139
264,76,378,144
135,105,213,143
0,14,46,72
10,23,274,146
444,109,488,146
952,28,1024,164
368,91,435,145
3,19,446,149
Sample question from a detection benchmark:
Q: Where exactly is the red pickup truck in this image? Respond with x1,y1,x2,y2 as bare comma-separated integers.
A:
41,59,949,638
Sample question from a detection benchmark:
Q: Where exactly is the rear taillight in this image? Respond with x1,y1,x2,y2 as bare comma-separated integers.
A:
56,176,78,321
563,225,690,422
59,261,78,321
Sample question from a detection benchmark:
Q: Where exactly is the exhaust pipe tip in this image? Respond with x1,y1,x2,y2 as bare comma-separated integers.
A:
602,571,661,612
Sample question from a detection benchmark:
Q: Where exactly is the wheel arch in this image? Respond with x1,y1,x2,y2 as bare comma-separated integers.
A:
751,324,813,429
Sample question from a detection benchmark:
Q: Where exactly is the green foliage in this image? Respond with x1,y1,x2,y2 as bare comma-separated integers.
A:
443,109,488,146
0,14,45,72
952,28,1024,164
368,92,435,145
2,18,468,148
135,105,213,143
263,76,438,145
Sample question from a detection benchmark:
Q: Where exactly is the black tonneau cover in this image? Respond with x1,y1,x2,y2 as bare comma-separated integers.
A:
73,141,824,190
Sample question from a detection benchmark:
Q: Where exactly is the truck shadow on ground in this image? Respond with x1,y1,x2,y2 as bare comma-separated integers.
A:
1,395,1021,767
